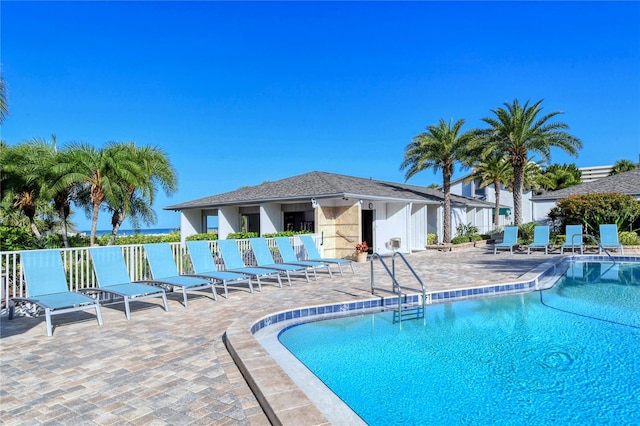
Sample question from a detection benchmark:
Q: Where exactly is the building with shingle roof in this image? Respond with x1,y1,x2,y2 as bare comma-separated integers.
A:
166,171,494,256
530,168,640,221
450,165,640,226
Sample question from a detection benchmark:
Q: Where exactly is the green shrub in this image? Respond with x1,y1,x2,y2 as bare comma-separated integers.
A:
454,223,481,244
456,222,479,237
93,232,181,246
263,230,313,238
518,222,536,243
553,193,640,235
226,231,258,239
451,235,471,244
551,234,566,246
427,233,438,245
0,226,39,251
619,231,640,245
186,232,218,241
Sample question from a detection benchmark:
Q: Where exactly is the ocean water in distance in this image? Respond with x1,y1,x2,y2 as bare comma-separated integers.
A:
81,228,217,236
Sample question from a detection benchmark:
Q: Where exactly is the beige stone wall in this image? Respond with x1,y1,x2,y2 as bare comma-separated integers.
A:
315,204,361,259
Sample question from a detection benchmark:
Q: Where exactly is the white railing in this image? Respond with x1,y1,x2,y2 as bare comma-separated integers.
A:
0,236,317,312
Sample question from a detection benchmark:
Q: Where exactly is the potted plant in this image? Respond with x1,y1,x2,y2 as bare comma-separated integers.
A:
355,241,369,262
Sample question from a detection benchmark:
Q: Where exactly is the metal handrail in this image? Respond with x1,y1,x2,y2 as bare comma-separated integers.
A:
391,251,426,295
574,233,615,263
370,252,427,325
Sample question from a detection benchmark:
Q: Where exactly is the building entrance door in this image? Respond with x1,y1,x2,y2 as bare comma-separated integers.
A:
361,209,374,253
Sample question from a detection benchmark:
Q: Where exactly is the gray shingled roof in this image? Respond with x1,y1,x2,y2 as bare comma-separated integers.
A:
165,171,493,210
533,168,640,200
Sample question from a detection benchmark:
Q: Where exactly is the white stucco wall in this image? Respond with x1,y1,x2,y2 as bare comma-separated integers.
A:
450,206,467,237
410,203,428,250
452,180,537,225
260,203,281,235
427,205,439,240
374,202,408,255
531,199,557,223
218,206,241,239
179,210,202,243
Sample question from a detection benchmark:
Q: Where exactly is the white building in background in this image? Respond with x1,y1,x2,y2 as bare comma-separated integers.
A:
531,168,640,226
449,164,631,228
448,176,534,228
579,165,613,183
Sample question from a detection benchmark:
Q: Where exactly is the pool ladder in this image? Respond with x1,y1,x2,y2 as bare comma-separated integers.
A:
568,233,616,263
369,252,428,325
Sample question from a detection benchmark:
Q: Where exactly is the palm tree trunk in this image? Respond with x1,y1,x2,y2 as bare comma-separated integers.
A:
493,181,501,227
443,170,452,243
59,206,70,248
109,211,125,245
512,164,525,226
90,203,100,246
29,219,42,239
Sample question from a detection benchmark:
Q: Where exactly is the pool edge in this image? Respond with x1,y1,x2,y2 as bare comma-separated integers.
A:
225,254,637,425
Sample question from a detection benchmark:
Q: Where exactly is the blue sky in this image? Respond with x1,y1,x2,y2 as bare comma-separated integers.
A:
2,1,639,231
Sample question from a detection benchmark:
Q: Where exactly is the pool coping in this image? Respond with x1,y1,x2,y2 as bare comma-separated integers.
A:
224,254,638,425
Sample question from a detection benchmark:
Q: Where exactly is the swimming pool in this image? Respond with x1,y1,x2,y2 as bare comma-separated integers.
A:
276,261,640,425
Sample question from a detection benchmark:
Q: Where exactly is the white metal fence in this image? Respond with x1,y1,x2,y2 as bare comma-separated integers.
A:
0,236,317,312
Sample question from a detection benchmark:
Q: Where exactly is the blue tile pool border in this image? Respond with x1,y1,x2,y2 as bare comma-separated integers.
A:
250,255,640,335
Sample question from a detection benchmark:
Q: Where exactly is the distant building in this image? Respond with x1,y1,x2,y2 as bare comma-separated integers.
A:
578,165,613,183
448,176,523,229
449,165,640,227
531,168,640,223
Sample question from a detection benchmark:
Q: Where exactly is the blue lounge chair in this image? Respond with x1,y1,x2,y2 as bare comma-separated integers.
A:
217,239,283,288
89,246,169,319
143,243,219,306
493,226,519,254
185,240,255,298
8,249,104,336
561,224,583,254
300,235,355,275
599,224,624,254
527,225,550,254
249,238,310,285
274,236,333,280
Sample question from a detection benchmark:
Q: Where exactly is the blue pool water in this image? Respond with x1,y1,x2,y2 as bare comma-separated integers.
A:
278,262,640,425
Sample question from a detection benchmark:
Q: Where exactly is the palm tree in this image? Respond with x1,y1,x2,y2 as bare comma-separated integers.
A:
479,99,582,225
61,142,142,245
400,118,478,243
106,143,177,244
503,159,544,193
539,163,582,191
610,159,638,175
1,141,59,238
45,137,90,248
466,151,511,228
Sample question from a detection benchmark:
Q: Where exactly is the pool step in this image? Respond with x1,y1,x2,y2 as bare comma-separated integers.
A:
393,306,424,323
